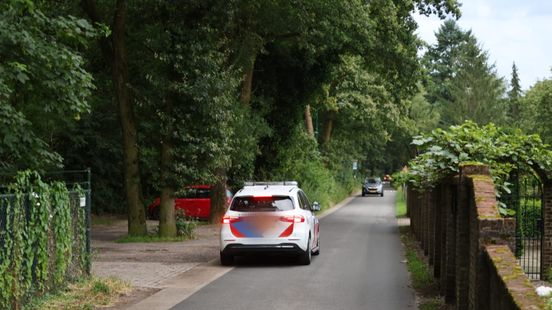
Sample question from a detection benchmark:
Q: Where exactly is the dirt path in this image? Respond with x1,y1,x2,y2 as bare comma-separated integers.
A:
91,220,220,308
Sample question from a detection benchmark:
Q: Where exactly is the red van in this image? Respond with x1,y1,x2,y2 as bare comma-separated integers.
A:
147,185,232,220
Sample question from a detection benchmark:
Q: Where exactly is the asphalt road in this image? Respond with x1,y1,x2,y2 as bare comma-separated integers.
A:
172,191,415,310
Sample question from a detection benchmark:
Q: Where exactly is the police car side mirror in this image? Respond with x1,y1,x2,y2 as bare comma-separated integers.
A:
312,202,321,212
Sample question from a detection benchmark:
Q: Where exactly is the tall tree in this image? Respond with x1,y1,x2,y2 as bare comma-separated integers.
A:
424,20,506,126
508,62,522,121
520,79,552,143
127,1,244,234
423,19,475,109
81,0,147,236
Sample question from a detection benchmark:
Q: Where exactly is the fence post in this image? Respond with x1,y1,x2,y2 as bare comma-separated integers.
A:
455,165,492,309
443,182,456,302
434,184,443,278
428,189,435,266
542,180,552,279
510,170,522,258
85,167,92,275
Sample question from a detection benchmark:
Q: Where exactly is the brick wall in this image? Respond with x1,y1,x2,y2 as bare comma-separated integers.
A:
406,164,545,310
485,245,544,310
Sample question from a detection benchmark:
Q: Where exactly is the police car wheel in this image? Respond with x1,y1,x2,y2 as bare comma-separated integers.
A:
299,237,312,265
220,252,234,266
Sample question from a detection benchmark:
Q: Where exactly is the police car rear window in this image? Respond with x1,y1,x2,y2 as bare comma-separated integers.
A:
230,196,294,212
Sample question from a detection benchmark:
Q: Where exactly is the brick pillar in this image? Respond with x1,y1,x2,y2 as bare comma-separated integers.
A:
408,187,416,235
419,193,427,249
409,187,418,237
434,184,443,278
468,183,481,310
456,172,471,309
444,183,457,303
428,189,436,266
542,180,552,279
413,190,419,238
405,185,410,218
417,191,422,240
408,188,414,233
422,192,429,255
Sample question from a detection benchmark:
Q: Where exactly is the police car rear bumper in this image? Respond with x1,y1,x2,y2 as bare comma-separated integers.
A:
221,243,304,255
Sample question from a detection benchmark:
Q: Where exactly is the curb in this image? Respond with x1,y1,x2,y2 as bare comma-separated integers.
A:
127,191,360,309
128,258,232,310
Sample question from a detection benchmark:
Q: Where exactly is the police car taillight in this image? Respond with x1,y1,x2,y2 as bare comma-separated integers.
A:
280,215,305,223
222,215,240,224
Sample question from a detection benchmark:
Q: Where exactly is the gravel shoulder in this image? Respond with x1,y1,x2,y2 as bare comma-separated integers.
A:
91,220,221,308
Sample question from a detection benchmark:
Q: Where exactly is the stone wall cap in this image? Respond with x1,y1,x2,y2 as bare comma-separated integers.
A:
460,163,490,176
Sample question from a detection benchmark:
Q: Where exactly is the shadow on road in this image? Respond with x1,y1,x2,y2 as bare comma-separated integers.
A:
232,254,313,268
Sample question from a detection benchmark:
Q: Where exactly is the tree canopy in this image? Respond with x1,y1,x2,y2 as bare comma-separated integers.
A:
0,0,96,170
423,19,506,127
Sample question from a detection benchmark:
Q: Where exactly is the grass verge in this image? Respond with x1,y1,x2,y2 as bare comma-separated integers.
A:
399,226,446,309
116,234,192,243
26,277,130,310
396,186,407,218
396,192,446,309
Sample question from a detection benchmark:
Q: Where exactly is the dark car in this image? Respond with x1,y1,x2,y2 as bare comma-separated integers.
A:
362,177,384,197
147,185,232,220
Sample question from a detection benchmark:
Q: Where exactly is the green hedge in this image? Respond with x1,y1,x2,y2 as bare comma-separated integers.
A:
0,171,88,309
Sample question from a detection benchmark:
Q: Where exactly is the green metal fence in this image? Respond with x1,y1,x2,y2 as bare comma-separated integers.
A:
503,171,543,280
0,169,91,308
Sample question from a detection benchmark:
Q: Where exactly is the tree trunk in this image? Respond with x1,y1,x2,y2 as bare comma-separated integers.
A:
305,104,314,137
82,0,146,236
111,0,146,236
209,54,257,224
239,57,255,105
209,168,228,224
322,111,335,147
158,137,176,237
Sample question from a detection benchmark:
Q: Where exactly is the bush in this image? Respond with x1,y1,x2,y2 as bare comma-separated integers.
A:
270,127,357,211
175,209,198,239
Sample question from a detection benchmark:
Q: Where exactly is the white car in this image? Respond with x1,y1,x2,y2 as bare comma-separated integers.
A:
220,181,320,266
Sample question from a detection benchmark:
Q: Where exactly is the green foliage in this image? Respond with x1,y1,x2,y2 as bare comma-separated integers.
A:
268,127,357,210
116,235,191,243
517,199,542,238
396,187,407,218
399,226,442,301
24,276,130,310
399,226,446,310
507,62,523,122
175,209,198,239
396,122,552,206
0,0,96,170
0,171,87,309
51,182,72,287
520,79,552,144
7,0,462,218
423,19,507,127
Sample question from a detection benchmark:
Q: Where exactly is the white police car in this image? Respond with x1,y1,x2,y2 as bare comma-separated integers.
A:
220,181,320,266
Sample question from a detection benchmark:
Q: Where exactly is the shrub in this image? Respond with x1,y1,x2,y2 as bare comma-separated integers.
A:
175,209,198,239
270,127,358,211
